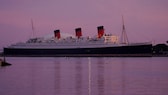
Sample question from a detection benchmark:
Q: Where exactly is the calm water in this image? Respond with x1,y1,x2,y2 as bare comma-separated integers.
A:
0,57,168,95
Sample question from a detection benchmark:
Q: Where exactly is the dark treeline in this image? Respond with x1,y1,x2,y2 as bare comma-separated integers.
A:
153,43,168,56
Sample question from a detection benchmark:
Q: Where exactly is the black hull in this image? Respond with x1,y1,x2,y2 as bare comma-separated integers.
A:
4,44,152,57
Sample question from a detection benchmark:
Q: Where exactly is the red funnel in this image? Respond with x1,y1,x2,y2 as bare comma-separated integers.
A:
97,26,104,38
54,30,61,39
75,28,82,38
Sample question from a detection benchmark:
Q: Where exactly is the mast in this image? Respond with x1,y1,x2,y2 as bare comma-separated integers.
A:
121,16,129,44
31,18,35,38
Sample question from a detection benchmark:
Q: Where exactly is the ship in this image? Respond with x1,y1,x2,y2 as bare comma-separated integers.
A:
3,25,152,57
3,18,152,57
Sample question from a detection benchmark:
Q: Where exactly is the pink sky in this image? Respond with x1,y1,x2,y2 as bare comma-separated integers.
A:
0,0,168,48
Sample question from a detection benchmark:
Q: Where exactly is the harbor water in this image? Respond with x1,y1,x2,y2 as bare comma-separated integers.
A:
0,57,168,95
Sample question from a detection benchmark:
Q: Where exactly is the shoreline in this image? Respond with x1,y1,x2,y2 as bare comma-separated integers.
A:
0,52,167,57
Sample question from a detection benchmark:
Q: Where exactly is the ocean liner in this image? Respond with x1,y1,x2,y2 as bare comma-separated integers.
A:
3,21,152,57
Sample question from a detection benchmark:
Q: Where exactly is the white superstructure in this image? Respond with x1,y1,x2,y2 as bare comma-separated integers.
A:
9,34,121,49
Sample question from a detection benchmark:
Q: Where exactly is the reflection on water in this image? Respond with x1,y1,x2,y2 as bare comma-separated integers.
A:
75,59,82,95
54,60,60,94
0,57,168,95
97,58,105,95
